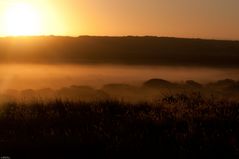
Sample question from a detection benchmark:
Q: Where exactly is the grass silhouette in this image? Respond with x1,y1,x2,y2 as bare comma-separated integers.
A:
0,93,238,158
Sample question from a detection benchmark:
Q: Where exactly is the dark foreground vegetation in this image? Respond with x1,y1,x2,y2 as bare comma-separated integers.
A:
0,93,238,158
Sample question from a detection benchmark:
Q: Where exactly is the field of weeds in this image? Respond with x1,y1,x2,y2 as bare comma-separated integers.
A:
0,93,238,158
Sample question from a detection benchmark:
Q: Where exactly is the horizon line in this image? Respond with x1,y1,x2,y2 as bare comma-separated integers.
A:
0,34,238,42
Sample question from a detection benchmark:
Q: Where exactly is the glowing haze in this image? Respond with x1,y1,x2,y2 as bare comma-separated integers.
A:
0,0,239,39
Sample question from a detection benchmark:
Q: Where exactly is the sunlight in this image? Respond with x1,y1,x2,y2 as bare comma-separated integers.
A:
3,2,42,36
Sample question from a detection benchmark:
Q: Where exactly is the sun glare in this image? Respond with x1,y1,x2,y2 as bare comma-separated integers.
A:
3,3,42,36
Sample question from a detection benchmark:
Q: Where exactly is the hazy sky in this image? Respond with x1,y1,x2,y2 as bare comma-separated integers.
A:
0,0,239,39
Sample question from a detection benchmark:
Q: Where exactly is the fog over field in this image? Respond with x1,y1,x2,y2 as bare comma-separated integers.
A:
0,64,239,90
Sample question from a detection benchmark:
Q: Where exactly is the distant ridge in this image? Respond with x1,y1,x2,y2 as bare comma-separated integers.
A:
0,36,239,68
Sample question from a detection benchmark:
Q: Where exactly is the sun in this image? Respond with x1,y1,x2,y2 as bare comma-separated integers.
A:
3,3,42,36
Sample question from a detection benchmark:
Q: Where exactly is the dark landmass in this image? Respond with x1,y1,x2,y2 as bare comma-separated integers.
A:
0,36,239,67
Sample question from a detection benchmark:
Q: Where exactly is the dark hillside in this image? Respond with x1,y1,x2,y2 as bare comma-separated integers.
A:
0,36,239,67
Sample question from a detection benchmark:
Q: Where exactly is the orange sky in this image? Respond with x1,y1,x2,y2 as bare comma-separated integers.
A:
0,0,239,40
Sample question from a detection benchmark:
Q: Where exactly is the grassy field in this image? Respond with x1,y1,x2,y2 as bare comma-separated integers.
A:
0,92,238,158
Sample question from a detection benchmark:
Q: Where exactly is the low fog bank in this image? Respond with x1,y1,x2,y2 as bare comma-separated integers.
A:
1,78,239,103
1,64,239,102
1,64,239,90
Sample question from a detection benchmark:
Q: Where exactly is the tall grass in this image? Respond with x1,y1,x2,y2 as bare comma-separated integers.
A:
0,93,238,158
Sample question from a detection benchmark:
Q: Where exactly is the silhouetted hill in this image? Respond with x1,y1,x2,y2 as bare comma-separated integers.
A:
0,36,239,67
57,85,107,100
143,78,176,89
185,80,203,89
102,83,134,92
